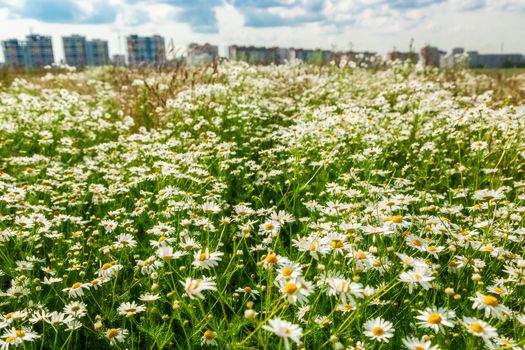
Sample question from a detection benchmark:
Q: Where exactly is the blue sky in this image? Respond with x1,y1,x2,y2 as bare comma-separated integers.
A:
1,0,524,61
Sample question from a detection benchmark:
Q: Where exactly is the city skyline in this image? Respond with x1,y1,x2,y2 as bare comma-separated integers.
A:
0,0,524,63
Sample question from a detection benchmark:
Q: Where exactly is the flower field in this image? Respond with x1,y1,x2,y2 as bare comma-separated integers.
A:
0,62,524,349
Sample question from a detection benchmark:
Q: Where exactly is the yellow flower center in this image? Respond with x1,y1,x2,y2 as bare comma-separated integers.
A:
412,239,422,246
15,330,25,337
264,223,274,231
243,286,252,293
71,282,82,289
101,263,113,270
470,323,484,334
199,252,207,261
372,326,384,336
428,245,437,252
264,254,277,264
203,330,215,340
5,336,14,343
107,328,119,338
494,287,505,294
391,215,403,224
483,295,499,307
331,240,344,249
415,346,426,350
282,267,293,277
427,313,442,324
284,283,298,295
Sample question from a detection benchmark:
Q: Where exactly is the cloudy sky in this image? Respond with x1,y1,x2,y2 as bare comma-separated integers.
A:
0,0,524,62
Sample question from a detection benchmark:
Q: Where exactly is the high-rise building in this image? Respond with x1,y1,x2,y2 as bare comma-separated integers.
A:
127,35,165,67
25,34,54,68
63,35,87,67
2,34,54,69
1,39,28,68
63,35,109,67
86,39,109,66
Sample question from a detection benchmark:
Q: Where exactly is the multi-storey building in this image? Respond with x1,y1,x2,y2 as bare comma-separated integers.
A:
86,39,109,66
467,51,524,68
2,34,54,68
63,35,87,67
63,35,109,67
25,34,54,68
127,35,165,67
229,45,378,66
1,39,28,68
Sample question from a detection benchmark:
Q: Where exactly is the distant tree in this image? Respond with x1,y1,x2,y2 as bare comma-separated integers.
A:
308,51,323,66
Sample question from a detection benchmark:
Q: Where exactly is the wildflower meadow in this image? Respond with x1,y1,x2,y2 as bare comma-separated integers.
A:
0,61,524,349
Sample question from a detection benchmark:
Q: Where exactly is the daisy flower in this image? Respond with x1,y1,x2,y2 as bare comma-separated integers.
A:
326,276,364,302
98,261,123,278
45,312,74,327
181,276,217,300
470,141,488,152
235,286,260,299
402,337,440,350
63,282,90,298
262,318,302,350
277,278,313,305
462,317,498,342
292,235,330,260
470,292,511,320
118,301,146,318
336,300,356,313
259,220,280,236
63,301,87,318
105,328,128,345
364,317,394,342
139,293,161,303
201,330,218,346
489,336,517,349
136,256,163,274
0,327,40,347
192,248,224,269
415,307,456,333
276,261,303,281
399,265,435,293
473,189,505,202
113,233,137,249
